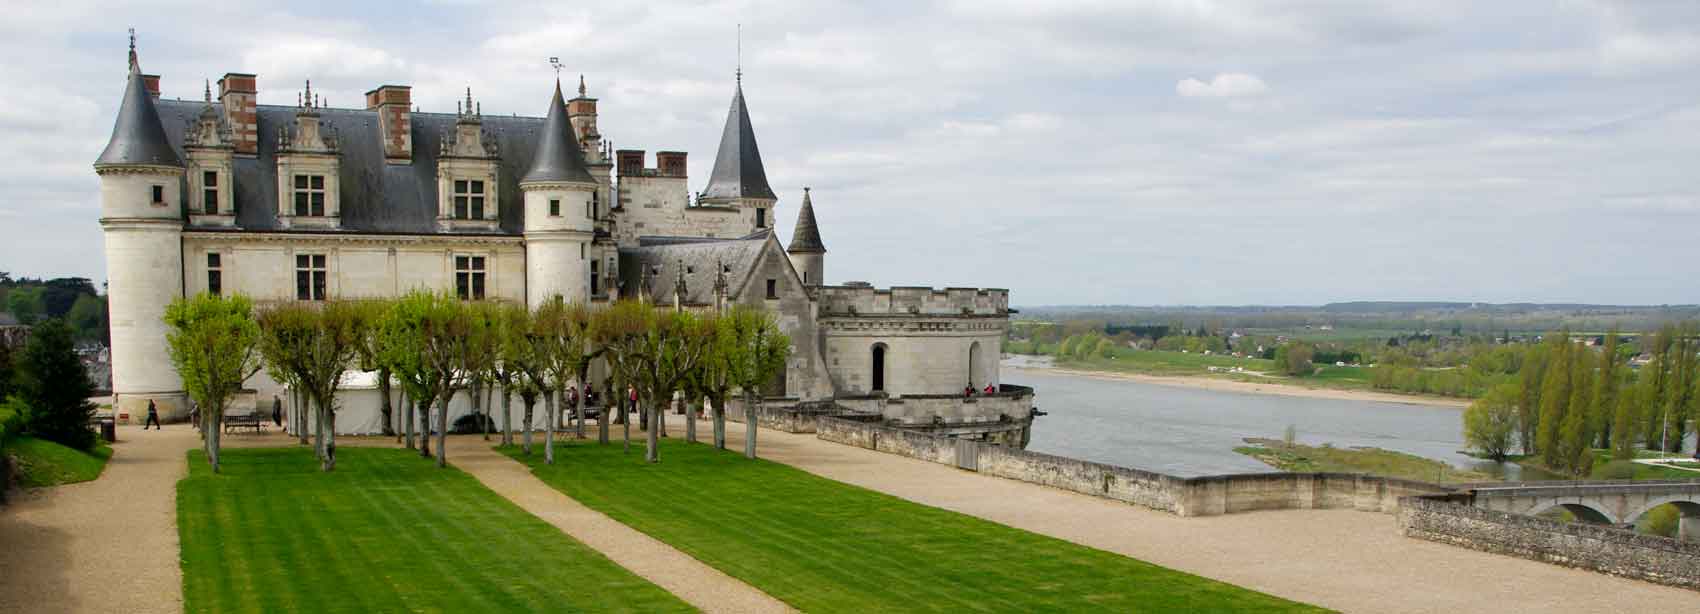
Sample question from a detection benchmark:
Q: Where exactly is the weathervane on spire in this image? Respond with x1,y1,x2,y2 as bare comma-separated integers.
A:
127,27,138,70
736,23,743,85
549,56,564,81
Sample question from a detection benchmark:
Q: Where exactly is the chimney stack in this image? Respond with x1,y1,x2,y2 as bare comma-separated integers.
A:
142,74,161,99
656,151,687,178
365,85,413,162
616,149,645,177
217,73,259,155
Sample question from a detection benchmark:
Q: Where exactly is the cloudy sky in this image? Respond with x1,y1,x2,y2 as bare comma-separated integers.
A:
4,1,1699,306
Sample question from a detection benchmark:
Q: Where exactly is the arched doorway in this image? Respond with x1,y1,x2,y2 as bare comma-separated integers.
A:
968,341,982,390
871,343,887,393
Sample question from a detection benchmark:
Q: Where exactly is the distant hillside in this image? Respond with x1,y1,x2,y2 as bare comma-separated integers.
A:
1016,303,1700,333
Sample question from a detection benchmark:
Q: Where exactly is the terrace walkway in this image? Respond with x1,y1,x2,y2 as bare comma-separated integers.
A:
700,418,1698,613
0,424,198,614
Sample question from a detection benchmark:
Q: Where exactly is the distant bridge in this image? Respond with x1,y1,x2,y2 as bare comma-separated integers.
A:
1460,480,1700,540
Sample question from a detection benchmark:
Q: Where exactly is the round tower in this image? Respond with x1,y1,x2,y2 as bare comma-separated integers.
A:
522,79,598,308
786,187,826,287
96,38,189,423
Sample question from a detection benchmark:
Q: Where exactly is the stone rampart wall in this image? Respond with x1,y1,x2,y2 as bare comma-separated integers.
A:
1398,496,1700,591
814,417,1451,517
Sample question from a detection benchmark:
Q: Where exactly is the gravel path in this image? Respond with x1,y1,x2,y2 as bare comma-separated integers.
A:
704,419,1698,613
443,437,795,614
0,424,198,614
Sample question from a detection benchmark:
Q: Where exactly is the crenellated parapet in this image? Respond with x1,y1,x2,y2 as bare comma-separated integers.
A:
818,284,1010,317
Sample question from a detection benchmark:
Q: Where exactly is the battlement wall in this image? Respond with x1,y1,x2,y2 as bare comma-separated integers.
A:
818,285,1008,317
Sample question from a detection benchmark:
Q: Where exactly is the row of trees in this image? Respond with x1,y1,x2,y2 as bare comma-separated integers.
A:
164,290,789,473
1463,325,1700,475
0,319,99,452
1,275,107,343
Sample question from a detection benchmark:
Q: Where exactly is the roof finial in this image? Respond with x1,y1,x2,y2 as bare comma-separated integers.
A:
736,23,742,86
204,79,212,103
578,74,586,96
304,79,312,108
465,86,473,116
127,28,138,71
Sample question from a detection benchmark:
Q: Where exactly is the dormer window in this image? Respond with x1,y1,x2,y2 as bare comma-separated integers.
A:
293,174,326,216
202,171,219,215
453,180,486,220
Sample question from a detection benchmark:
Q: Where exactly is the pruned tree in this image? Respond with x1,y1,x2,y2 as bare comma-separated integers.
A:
535,296,594,463
692,312,738,450
257,301,363,471
377,291,463,465
351,299,397,437
629,308,714,463
164,293,262,473
461,301,501,441
493,303,531,447
595,300,652,453
723,305,790,459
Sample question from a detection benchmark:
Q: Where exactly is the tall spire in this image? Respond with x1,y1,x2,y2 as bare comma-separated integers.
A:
520,78,594,184
787,187,825,253
700,77,775,201
96,31,182,168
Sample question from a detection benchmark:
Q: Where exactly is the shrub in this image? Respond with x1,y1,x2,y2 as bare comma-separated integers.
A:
15,320,95,451
1639,504,1680,538
452,412,495,434
1591,460,1637,480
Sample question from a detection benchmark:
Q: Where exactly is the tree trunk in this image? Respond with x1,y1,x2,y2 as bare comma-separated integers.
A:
314,398,326,460
418,398,432,458
744,392,758,459
622,394,632,454
435,395,448,468
208,417,222,473
294,388,309,446
658,394,668,438
544,390,557,465
403,391,415,449
639,399,649,431
522,395,535,455
575,373,587,440
379,369,394,437
712,395,726,450
501,385,513,447
323,399,337,472
685,397,697,444
483,385,494,441
597,398,609,445
645,394,661,463
469,381,484,442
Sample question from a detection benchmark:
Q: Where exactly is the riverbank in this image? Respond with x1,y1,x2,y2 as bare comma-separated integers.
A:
1235,438,1493,483
1011,364,1470,408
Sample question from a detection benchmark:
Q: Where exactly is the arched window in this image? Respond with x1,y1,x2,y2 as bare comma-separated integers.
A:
968,341,982,390
871,343,888,392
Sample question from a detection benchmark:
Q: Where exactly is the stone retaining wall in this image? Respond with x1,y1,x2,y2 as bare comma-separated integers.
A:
1398,496,1700,591
815,417,1451,517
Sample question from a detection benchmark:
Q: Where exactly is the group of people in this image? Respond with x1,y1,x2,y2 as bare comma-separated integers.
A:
962,383,997,398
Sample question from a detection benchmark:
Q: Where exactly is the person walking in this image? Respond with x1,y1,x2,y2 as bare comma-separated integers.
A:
144,399,162,430
271,395,283,426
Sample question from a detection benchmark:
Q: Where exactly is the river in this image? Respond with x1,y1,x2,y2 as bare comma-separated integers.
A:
1003,363,1562,480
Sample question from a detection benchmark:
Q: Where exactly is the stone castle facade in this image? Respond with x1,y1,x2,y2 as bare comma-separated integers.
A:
95,40,1035,444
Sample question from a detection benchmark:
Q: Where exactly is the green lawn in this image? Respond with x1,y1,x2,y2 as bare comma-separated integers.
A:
1235,439,1491,483
1061,349,1276,377
5,436,112,488
176,447,693,614
505,440,1325,613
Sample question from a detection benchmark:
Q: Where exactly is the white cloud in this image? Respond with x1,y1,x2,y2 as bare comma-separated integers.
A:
1176,73,1268,98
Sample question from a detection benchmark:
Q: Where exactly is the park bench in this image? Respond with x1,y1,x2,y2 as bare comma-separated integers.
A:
222,412,265,434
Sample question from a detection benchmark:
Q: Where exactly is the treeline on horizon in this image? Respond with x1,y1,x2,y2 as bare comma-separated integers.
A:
1463,324,1699,478
1018,303,1700,334
0,273,107,344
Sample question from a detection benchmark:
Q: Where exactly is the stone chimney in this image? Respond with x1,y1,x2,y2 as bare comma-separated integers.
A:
656,151,687,178
616,149,645,177
142,74,160,98
217,73,258,155
365,85,413,162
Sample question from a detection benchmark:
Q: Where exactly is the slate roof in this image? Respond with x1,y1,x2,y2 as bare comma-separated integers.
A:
152,98,561,235
786,188,825,253
96,66,184,168
521,81,595,184
700,84,776,201
618,231,773,305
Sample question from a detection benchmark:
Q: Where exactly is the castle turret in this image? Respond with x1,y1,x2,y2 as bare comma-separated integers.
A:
96,33,188,423
699,77,778,233
787,187,826,287
521,78,598,308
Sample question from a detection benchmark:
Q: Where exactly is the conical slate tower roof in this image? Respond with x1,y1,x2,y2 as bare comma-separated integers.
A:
95,50,182,168
521,80,594,184
701,83,776,201
787,188,825,253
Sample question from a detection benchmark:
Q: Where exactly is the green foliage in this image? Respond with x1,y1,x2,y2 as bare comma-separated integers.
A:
15,319,95,450
6,435,111,488
1273,343,1314,376
1464,384,1520,461
5,286,44,325
177,447,692,613
509,439,1323,613
164,293,262,423
66,294,107,343
1535,333,1571,465
1236,439,1491,483
0,340,14,403
256,300,366,471
1592,460,1637,481
1638,504,1681,538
